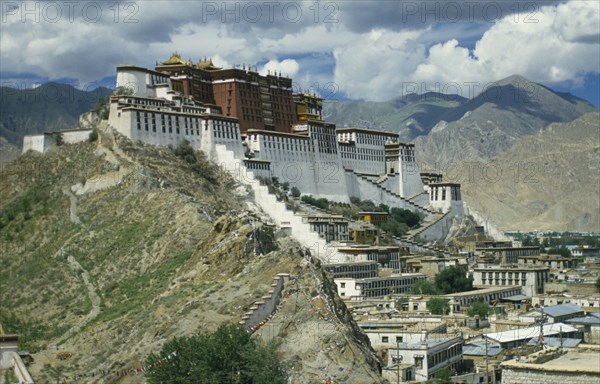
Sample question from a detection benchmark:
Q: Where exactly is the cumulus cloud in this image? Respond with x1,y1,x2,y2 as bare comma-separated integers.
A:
0,0,598,101
334,1,600,100
260,59,300,78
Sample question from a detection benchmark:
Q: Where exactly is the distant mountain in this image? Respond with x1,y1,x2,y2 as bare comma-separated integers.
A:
413,75,598,165
323,92,467,140
460,112,600,232
0,83,112,145
325,75,597,164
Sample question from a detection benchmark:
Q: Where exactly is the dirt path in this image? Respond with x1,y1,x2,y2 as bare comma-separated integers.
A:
62,187,82,225
54,254,102,345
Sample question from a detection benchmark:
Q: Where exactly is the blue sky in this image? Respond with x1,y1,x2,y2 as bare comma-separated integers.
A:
1,1,599,105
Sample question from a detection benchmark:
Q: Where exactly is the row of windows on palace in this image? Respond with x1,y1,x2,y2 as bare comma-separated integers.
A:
340,146,386,162
337,132,396,146
134,111,238,140
399,148,416,162
431,187,462,201
120,97,208,116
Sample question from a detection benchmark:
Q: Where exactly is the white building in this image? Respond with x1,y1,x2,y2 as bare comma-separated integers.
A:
484,323,580,349
335,274,427,300
359,320,447,350
22,128,94,154
387,336,464,382
472,266,550,297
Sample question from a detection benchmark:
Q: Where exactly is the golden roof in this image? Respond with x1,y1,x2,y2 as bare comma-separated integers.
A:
162,53,193,66
196,58,222,70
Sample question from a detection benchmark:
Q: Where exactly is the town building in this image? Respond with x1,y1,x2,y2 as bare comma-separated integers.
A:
571,247,600,257
387,336,464,382
501,346,600,384
301,214,349,242
518,303,584,324
335,274,427,300
444,286,523,313
472,266,550,297
322,261,378,279
358,320,447,350
565,313,600,344
337,245,405,271
357,211,389,226
483,323,580,349
475,246,540,264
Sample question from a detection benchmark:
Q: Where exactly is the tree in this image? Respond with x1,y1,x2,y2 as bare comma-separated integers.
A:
114,86,134,96
596,277,600,293
427,297,450,315
412,280,439,295
290,187,301,198
435,368,452,383
146,323,287,384
52,132,64,146
89,129,98,142
467,301,490,319
435,266,473,294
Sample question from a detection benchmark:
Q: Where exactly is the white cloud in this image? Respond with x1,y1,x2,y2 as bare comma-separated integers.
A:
0,1,598,101
333,29,427,101
334,1,600,100
260,59,300,78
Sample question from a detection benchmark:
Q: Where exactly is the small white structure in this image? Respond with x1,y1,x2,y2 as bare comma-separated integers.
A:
387,336,464,382
22,128,93,154
428,183,462,214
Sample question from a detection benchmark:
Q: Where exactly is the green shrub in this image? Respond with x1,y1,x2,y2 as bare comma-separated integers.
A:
89,129,98,142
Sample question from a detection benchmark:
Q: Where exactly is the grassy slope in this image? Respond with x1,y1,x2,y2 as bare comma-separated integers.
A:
0,127,385,383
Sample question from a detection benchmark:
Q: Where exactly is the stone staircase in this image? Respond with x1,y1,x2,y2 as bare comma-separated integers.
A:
354,172,455,251
352,171,436,217
214,145,345,263
214,145,450,259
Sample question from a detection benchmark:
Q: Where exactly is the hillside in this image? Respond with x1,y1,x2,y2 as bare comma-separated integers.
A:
460,112,600,232
0,125,385,383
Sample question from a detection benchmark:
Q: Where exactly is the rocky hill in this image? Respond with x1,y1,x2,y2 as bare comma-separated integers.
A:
413,75,598,165
0,125,385,383
460,112,600,232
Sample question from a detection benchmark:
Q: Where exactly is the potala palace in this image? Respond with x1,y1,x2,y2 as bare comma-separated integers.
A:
23,54,464,260
106,55,463,244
